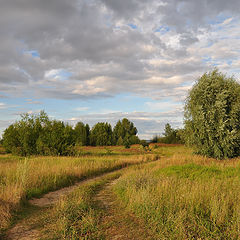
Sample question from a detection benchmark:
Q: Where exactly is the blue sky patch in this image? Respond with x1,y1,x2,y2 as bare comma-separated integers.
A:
128,23,137,29
155,26,170,34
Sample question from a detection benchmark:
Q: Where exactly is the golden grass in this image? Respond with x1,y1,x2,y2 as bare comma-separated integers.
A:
42,172,121,239
0,153,145,233
114,146,240,239
3,144,240,238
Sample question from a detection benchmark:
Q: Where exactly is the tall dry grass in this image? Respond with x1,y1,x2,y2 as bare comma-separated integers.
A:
114,149,240,239
0,154,144,233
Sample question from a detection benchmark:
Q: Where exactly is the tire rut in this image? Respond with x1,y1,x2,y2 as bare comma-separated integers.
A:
95,179,154,240
4,170,123,240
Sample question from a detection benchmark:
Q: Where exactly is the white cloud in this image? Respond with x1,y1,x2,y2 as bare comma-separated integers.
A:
0,103,6,109
75,107,89,112
0,0,239,136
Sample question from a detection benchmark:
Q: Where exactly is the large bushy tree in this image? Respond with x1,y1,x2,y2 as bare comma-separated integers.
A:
113,118,139,145
37,120,75,156
3,111,75,156
3,111,48,155
184,69,240,159
74,122,90,146
90,122,113,146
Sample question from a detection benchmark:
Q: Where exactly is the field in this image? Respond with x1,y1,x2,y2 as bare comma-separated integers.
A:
1,144,240,239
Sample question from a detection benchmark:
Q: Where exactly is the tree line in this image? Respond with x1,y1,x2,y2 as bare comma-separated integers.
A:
2,69,239,159
151,123,184,144
2,112,140,156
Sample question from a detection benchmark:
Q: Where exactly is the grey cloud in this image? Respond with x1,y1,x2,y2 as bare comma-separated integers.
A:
159,0,240,32
0,0,239,102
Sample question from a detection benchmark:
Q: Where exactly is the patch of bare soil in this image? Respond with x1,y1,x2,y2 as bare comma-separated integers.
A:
5,223,39,240
95,180,154,240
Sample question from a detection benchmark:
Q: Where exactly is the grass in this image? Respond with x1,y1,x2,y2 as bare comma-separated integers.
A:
41,172,121,240
0,145,151,234
4,143,240,239
74,144,146,156
0,145,6,154
114,149,240,239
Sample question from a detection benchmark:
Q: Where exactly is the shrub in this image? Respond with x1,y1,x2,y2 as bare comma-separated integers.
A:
184,69,240,159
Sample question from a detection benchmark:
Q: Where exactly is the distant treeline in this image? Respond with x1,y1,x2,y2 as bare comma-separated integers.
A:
2,111,140,156
151,123,184,144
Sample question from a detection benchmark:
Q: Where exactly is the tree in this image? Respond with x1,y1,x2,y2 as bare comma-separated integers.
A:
113,118,138,145
184,69,240,159
74,122,87,146
3,111,76,156
116,136,124,145
162,123,181,144
36,120,75,156
90,122,113,146
3,111,49,155
85,124,90,145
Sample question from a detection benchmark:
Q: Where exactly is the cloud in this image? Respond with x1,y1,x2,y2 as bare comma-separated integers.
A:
0,0,239,101
0,103,7,109
0,0,239,138
75,107,89,112
25,99,42,105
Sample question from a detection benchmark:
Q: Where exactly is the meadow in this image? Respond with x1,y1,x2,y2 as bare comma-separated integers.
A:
1,144,240,239
114,147,240,239
0,145,152,234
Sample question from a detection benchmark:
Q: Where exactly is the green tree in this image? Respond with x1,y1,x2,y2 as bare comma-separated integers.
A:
162,123,181,144
36,120,75,156
90,122,113,146
74,122,87,146
85,124,90,146
3,111,49,155
2,124,21,154
184,69,240,159
116,136,124,145
123,134,130,148
3,111,76,156
113,118,138,145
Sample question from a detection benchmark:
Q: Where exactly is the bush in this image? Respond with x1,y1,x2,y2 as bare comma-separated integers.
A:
184,69,240,159
2,111,75,156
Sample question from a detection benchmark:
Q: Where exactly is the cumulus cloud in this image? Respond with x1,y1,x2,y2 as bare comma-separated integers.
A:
0,0,239,137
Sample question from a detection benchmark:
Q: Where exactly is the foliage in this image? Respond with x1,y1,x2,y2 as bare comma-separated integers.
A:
74,122,89,146
151,135,159,143
90,122,113,146
2,111,140,155
116,136,124,145
184,69,240,159
3,111,49,155
2,111,76,156
140,140,149,148
123,135,130,149
113,118,139,145
37,120,75,156
154,123,183,144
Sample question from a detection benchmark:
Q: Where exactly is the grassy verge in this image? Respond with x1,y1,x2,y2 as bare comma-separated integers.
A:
114,161,240,239
41,172,121,240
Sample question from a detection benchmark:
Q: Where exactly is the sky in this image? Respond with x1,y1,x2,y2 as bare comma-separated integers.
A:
0,0,240,139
